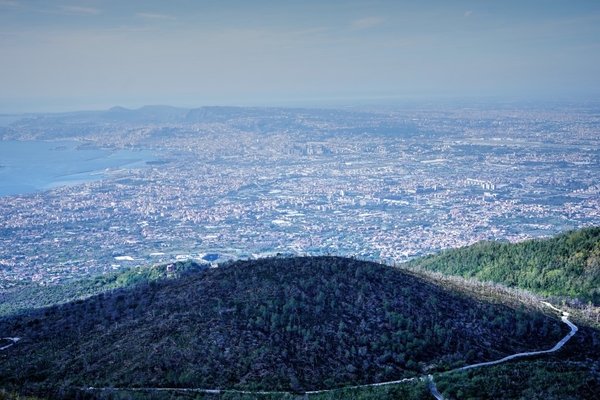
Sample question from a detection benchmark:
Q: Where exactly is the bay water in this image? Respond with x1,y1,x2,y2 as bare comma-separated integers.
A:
0,140,159,197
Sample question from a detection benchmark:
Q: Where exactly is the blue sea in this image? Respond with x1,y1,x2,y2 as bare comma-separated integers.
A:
0,140,159,197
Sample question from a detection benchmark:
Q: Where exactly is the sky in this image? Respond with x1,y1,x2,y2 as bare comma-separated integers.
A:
1,0,599,112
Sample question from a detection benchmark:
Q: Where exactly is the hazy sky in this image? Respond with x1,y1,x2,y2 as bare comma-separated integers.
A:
1,0,599,112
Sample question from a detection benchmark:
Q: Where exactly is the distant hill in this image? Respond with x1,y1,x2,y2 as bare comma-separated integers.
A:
99,105,190,123
407,226,600,304
0,256,566,397
1,104,417,139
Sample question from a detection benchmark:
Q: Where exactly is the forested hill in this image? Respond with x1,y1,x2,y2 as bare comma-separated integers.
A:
407,226,600,304
0,257,566,397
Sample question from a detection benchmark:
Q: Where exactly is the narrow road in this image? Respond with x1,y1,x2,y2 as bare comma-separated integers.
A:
425,302,578,399
0,337,20,351
72,302,584,399
428,375,444,400
457,307,578,372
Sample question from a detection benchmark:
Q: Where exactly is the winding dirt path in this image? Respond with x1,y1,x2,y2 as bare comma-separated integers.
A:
19,302,578,399
427,302,578,399
0,337,20,351
457,305,577,372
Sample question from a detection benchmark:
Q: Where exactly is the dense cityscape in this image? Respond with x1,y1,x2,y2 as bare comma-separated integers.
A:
1,102,599,285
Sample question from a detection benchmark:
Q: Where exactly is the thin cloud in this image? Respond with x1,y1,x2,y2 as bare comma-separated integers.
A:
0,1,19,8
0,2,100,15
291,27,328,36
135,13,176,20
464,11,473,17
352,17,383,30
60,6,101,15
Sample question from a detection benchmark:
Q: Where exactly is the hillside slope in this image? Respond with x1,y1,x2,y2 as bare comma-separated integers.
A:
0,261,205,317
0,257,566,397
408,227,600,304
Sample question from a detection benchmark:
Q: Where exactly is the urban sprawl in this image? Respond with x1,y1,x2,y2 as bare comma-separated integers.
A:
1,103,599,285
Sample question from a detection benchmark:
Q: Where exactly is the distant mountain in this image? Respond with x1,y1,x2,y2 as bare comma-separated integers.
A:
0,104,419,143
99,105,191,123
408,226,600,304
0,256,567,397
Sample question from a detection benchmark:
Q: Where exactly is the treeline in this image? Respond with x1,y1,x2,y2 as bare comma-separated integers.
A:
0,256,565,397
408,226,600,304
0,261,206,317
